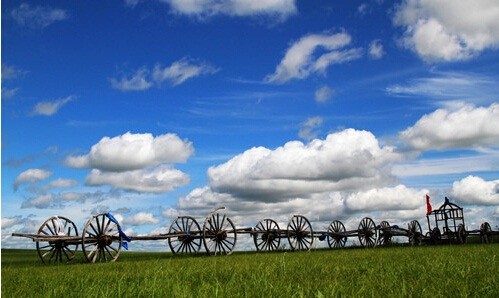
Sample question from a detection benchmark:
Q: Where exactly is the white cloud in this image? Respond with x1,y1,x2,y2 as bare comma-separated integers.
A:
344,185,429,212
369,39,384,59
46,178,78,189
208,128,401,201
111,58,218,91
66,132,194,172
393,0,499,61
451,176,499,206
386,71,499,104
123,212,159,225
298,116,323,140
162,0,297,20
265,32,362,84
21,194,54,209
152,58,218,86
85,165,190,193
110,67,152,91
11,3,68,28
1,216,24,229
14,168,52,191
400,103,499,151
32,95,75,116
314,85,334,103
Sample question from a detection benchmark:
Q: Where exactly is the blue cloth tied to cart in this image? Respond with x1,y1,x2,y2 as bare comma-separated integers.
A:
106,212,131,250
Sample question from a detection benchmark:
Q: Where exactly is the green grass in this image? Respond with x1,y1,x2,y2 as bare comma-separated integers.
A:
2,244,498,297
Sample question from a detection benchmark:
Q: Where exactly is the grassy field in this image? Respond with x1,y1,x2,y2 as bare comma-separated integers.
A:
2,244,498,297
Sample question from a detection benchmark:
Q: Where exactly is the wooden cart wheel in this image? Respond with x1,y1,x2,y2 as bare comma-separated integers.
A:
168,216,202,254
358,217,377,248
480,222,492,244
253,219,281,252
327,220,347,248
377,221,392,246
457,224,467,244
408,220,422,246
430,227,441,245
203,212,237,255
36,216,79,264
287,215,314,251
82,213,122,263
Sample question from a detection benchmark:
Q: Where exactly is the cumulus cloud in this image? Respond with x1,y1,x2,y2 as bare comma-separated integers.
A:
46,178,78,189
85,165,190,193
14,168,52,191
162,0,297,20
123,212,159,225
21,194,54,209
344,185,428,212
298,116,323,140
314,85,334,103
66,132,194,172
399,103,499,151
451,176,499,206
265,32,362,84
393,0,499,61
32,95,75,116
369,39,384,59
110,67,152,91
152,58,218,86
11,3,68,28
208,128,401,201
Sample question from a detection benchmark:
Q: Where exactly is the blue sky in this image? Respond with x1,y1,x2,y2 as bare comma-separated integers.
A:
2,0,499,251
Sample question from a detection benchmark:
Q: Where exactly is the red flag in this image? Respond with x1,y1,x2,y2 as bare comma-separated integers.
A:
426,194,432,215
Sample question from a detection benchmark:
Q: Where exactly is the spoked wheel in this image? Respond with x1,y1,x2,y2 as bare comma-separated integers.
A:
457,224,467,244
203,212,237,256
287,215,314,251
377,221,392,246
408,220,422,246
82,213,122,263
358,217,377,248
430,227,441,245
168,216,202,254
36,216,79,264
480,222,492,244
327,220,347,248
253,219,281,252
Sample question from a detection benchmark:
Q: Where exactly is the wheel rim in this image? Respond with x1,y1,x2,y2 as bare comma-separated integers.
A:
36,216,79,264
377,221,391,246
82,213,122,263
253,219,281,252
287,215,313,251
168,216,201,254
358,217,377,248
203,213,237,255
327,220,346,248
408,220,422,246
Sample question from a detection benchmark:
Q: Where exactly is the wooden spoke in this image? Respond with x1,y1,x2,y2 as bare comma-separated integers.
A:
253,219,281,252
408,220,422,246
287,215,313,251
82,213,122,263
36,216,79,264
377,221,392,246
202,212,237,256
168,216,202,254
327,220,347,248
358,217,377,248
